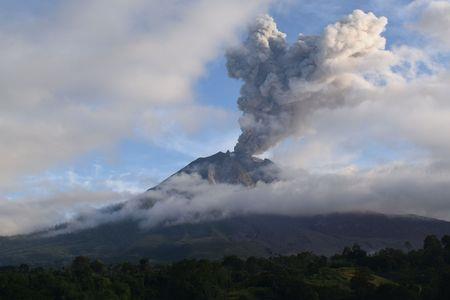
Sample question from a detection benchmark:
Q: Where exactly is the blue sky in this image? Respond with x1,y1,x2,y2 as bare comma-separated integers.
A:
0,0,442,194
1,0,450,234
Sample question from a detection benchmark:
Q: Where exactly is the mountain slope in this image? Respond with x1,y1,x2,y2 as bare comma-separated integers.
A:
1,152,450,266
152,151,279,189
1,213,450,266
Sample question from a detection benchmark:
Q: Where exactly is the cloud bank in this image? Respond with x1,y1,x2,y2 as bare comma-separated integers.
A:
58,160,450,234
124,7,450,229
58,5,450,234
0,0,269,190
411,0,450,50
137,161,450,226
0,189,132,236
3,2,450,235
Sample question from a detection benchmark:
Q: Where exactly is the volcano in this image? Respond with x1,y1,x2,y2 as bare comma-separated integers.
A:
1,152,450,266
152,151,279,189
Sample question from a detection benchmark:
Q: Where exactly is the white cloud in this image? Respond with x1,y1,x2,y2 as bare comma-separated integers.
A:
410,0,450,50
271,68,450,171
0,165,163,235
59,162,450,233
0,189,131,236
0,0,270,189
3,2,450,236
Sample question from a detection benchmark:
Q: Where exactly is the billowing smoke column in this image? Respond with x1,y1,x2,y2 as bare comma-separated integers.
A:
227,10,389,156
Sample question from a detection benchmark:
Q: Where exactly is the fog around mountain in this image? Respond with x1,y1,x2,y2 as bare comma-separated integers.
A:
1,1,450,236
47,151,450,235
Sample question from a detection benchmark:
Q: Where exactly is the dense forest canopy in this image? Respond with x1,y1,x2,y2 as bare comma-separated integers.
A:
1,235,450,299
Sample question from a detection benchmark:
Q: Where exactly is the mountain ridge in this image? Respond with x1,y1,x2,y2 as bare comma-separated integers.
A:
150,151,279,190
1,152,450,266
2,212,450,266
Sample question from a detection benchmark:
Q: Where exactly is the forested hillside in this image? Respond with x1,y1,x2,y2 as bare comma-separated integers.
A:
1,235,450,299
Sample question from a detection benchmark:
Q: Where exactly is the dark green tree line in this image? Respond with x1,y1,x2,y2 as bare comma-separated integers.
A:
1,235,450,299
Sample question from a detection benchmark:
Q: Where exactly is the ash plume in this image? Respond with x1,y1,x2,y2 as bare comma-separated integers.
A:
227,10,389,156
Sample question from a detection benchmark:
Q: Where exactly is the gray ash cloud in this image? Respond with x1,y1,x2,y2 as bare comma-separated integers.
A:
226,10,388,155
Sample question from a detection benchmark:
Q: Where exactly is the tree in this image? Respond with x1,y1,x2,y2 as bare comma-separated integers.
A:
423,235,444,267
342,244,367,264
423,235,442,252
71,256,92,277
91,259,106,274
441,235,450,250
375,284,419,300
350,267,375,299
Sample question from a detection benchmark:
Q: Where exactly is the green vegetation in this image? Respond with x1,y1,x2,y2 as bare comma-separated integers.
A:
1,235,450,299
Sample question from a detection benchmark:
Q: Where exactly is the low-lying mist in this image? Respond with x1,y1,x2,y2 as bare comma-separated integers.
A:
58,161,450,234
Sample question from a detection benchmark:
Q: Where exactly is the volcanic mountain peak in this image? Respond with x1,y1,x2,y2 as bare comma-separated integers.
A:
3,151,450,266
151,151,279,189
